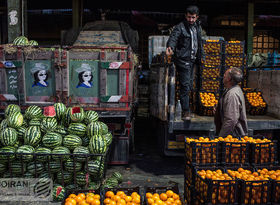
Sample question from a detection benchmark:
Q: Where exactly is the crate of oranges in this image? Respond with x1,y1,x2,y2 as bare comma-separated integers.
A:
225,55,245,68
184,183,198,205
240,135,278,166
195,167,238,204
200,78,221,94
202,40,223,55
201,54,222,67
145,184,182,205
198,92,219,116
225,41,245,56
255,166,280,204
226,167,272,204
104,187,142,205
185,136,220,166
64,190,102,205
244,91,267,115
200,65,222,79
219,135,250,166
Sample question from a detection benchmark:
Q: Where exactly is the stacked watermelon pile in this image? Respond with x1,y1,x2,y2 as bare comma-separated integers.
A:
13,36,39,46
0,103,113,201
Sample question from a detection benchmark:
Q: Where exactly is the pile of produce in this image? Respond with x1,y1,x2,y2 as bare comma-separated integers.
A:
0,103,114,201
13,36,38,46
146,189,181,205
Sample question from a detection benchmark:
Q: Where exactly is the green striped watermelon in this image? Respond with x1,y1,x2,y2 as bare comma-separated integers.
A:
29,118,42,126
81,135,90,146
62,107,72,126
76,171,90,186
17,126,27,140
0,162,6,173
4,104,21,118
84,110,99,124
112,171,123,183
68,123,87,136
28,40,38,46
87,160,104,178
0,127,18,146
0,146,16,162
87,121,102,137
52,185,65,201
73,146,90,162
45,161,61,173
35,147,51,162
56,171,73,185
23,172,34,178
88,182,100,190
24,105,42,120
55,125,68,135
99,121,109,135
24,126,41,146
70,106,85,123
40,117,58,133
27,161,45,175
51,146,70,161
7,111,23,129
53,103,66,121
104,177,119,188
63,134,82,151
13,36,29,46
10,161,26,175
16,145,35,162
64,158,82,173
39,171,53,179
103,132,113,146
89,134,107,154
42,132,62,149
65,184,80,190
0,119,8,130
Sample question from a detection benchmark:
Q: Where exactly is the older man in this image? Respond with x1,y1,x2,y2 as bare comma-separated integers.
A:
214,67,248,137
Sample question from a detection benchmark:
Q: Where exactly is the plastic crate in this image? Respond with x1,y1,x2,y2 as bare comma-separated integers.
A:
200,78,222,94
197,91,219,116
225,54,246,68
144,183,181,205
63,189,101,205
200,65,223,79
201,54,222,67
184,184,197,205
202,40,224,55
185,163,196,187
244,91,268,115
185,136,220,166
194,166,238,205
221,141,250,166
225,41,245,56
104,186,142,204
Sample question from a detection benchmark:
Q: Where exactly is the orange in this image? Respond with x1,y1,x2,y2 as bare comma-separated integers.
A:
69,194,77,199
174,199,182,205
172,194,179,200
160,193,168,201
65,202,76,205
106,191,115,198
146,193,153,198
131,192,139,198
113,195,121,202
125,196,132,202
132,197,141,204
110,201,117,205
86,196,95,204
65,198,77,205
104,198,112,204
117,191,125,196
78,193,86,199
92,199,101,205
155,199,163,205
87,193,95,198
75,196,84,203
147,198,154,204
79,200,89,205
94,194,101,200
118,198,126,205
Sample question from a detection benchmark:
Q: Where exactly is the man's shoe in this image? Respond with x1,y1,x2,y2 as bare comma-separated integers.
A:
182,112,191,121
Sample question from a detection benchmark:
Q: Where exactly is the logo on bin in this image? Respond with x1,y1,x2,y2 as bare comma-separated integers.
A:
0,178,53,201
2,61,16,68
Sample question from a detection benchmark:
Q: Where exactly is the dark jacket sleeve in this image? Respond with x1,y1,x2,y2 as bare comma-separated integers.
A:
166,24,181,51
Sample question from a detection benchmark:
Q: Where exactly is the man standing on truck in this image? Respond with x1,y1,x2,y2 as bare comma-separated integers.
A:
214,67,248,137
166,5,202,121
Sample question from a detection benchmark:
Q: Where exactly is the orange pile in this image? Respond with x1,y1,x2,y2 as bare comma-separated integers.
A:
246,92,266,107
240,136,271,143
227,167,269,181
146,190,181,205
65,192,101,205
104,190,141,205
226,41,243,55
257,168,280,180
197,169,233,180
199,92,218,107
185,136,219,143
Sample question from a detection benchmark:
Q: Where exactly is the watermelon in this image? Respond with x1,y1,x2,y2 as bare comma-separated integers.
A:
53,103,66,121
0,119,8,130
89,134,107,154
55,125,67,135
43,106,56,117
28,40,38,46
63,134,82,151
73,146,90,162
76,171,90,186
27,161,45,175
39,171,53,179
24,126,41,146
84,110,99,124
65,184,80,190
42,132,62,149
70,106,85,123
0,127,18,146
13,36,29,46
40,117,58,133
68,123,87,136
112,171,123,183
99,121,109,135
24,105,42,120
52,185,65,201
56,171,73,185
7,112,23,129
10,161,26,175
87,121,102,137
103,132,113,146
0,146,16,162
62,107,72,126
104,177,119,188
0,162,6,173
81,135,90,146
45,161,61,173
29,118,42,126
4,104,21,118
35,147,52,162
23,172,34,178
87,160,104,179
51,146,70,161
64,158,82,173
88,182,100,190
17,126,27,140
16,145,35,162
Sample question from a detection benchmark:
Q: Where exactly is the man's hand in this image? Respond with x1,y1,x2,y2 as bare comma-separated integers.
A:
166,47,173,56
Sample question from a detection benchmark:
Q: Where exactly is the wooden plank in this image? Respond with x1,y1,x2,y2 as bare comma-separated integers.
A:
69,51,100,60
25,50,53,60
100,68,107,96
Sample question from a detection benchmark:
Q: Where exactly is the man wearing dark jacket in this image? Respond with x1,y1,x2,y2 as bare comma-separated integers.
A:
166,5,202,120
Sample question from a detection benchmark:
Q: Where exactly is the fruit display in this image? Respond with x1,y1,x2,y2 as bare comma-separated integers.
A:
0,103,113,202
195,168,237,204
145,187,182,205
245,91,267,115
225,55,244,67
201,55,221,67
201,66,221,79
12,36,39,46
65,191,101,205
200,79,220,93
198,92,218,116
202,40,222,55
225,41,244,55
104,189,141,205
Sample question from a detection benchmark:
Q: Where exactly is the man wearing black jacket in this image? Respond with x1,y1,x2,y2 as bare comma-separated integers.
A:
166,5,202,120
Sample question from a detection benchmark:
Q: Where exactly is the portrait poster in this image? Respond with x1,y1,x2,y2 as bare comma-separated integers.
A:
68,60,99,103
24,60,55,103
